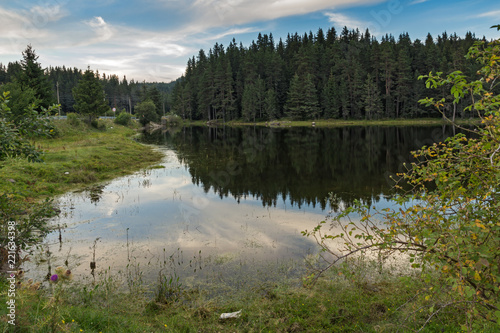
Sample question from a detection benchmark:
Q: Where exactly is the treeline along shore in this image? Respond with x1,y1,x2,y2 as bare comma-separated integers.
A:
169,27,485,122
0,27,489,125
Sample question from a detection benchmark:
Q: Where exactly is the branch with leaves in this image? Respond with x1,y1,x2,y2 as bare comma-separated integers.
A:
303,26,500,330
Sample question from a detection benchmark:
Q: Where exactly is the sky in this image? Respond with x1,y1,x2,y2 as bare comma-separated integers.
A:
0,0,499,83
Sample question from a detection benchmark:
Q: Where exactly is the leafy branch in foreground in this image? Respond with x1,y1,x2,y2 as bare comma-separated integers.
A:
0,192,57,268
304,28,500,330
0,91,58,162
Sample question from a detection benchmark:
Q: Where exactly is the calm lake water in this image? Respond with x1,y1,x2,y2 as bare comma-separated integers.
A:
29,125,462,287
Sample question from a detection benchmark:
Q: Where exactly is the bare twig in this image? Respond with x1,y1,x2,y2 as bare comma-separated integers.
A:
489,143,500,166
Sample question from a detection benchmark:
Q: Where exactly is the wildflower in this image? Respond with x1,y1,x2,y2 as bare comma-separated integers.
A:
50,274,59,283
55,266,65,276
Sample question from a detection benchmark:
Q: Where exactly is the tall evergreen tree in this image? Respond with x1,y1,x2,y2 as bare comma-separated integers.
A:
322,71,340,119
378,36,396,117
17,45,54,109
263,88,278,120
72,67,109,123
394,44,413,118
242,81,257,122
363,73,382,119
285,73,319,120
197,65,214,120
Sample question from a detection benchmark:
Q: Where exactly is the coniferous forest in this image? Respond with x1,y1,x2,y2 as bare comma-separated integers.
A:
0,27,485,122
171,27,483,122
0,55,176,119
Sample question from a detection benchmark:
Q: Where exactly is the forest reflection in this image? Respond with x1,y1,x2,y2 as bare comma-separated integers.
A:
142,125,461,211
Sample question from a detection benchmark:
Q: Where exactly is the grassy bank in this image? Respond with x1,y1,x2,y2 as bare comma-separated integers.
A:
181,117,481,128
1,257,497,332
0,119,164,200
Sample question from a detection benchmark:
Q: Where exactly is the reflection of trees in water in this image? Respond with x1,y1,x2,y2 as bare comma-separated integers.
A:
142,125,461,211
74,184,105,205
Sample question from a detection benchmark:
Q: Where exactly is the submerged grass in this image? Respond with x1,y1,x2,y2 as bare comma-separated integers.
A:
0,119,164,200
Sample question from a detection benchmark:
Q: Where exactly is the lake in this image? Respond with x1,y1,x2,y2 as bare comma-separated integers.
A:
28,125,462,289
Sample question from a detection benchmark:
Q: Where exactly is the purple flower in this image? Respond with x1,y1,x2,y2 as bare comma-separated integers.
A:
50,274,59,282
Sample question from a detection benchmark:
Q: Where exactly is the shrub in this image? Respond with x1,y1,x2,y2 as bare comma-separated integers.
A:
66,113,82,127
90,119,107,130
164,114,181,126
114,111,132,126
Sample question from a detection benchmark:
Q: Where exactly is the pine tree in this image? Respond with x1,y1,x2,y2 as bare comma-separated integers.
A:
378,36,396,117
242,81,257,122
285,73,319,120
255,77,265,119
72,67,109,123
223,61,236,121
363,73,382,119
172,79,192,120
263,88,278,120
394,34,413,118
197,65,214,120
17,45,54,109
322,71,340,119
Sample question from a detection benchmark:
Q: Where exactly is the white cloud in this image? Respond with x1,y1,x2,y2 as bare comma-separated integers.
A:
409,0,429,5
476,10,500,18
324,12,366,30
28,4,67,26
137,39,190,56
0,3,70,55
183,0,381,33
206,27,258,41
85,16,114,43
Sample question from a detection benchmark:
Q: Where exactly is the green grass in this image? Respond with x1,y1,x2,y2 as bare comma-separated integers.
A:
0,119,164,200
1,257,497,332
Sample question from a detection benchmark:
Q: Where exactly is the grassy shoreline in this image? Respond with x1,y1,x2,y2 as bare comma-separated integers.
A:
182,117,481,128
0,119,164,201
1,257,496,332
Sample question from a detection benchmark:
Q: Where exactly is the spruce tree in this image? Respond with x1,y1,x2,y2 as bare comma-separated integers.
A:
285,73,319,120
322,72,340,119
394,40,413,118
363,73,382,119
72,67,109,124
263,88,278,120
17,44,54,109
242,82,257,122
